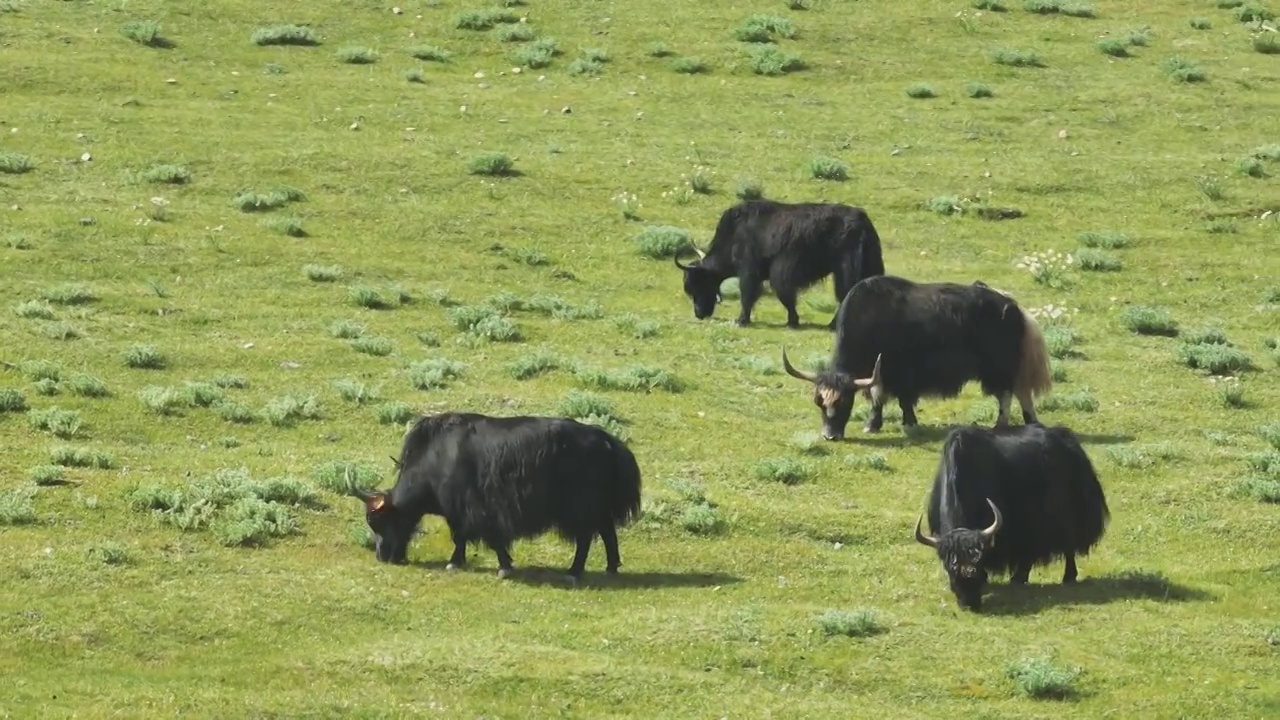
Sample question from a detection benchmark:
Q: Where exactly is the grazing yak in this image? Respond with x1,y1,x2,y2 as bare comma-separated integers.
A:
781,275,1052,439
913,423,1110,612
673,200,885,329
354,412,643,581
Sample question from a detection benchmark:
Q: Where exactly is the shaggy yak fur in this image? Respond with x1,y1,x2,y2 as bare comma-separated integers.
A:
782,275,1053,440
673,200,886,329
355,412,643,580
914,423,1110,612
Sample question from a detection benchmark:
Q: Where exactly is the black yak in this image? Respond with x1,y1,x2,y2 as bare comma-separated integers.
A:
914,423,1110,612
781,275,1052,439
673,200,886,329
353,412,643,580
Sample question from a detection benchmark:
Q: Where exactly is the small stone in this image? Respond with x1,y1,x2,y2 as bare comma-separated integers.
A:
280,361,301,370
231,71,240,76
512,67,522,74
165,78,177,84
561,105,571,113
627,90,637,96
478,82,489,89
460,105,467,113
242,342,254,349
537,74,546,81
473,71,485,79
1058,128,1069,139
80,152,92,162
392,6,403,14
79,217,95,226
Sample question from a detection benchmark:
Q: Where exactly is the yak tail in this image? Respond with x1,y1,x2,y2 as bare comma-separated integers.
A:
1015,306,1053,399
860,214,887,279
610,440,644,528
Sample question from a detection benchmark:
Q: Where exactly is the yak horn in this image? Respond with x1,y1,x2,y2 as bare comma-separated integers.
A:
979,498,1003,539
351,486,377,502
781,346,818,383
851,353,883,389
673,255,696,271
694,246,706,260
914,516,938,548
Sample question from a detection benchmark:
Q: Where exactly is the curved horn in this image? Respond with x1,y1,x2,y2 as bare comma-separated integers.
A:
781,346,818,383
851,353,883,389
979,498,1003,540
914,516,938,548
673,255,697,271
694,246,707,260
351,486,377,502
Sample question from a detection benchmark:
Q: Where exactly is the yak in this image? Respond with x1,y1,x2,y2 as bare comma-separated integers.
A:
353,411,643,581
781,275,1053,440
913,423,1110,612
673,200,885,329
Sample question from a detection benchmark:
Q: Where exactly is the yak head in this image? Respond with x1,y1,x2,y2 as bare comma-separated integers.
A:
914,498,1004,612
673,249,721,320
781,347,883,441
354,483,414,565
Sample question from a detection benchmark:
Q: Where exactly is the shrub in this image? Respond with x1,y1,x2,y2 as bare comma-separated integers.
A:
1177,344,1251,374
28,407,86,438
1218,381,1247,408
333,378,381,405
513,38,560,68
138,386,188,416
498,24,535,42
141,164,190,184
613,313,660,339
30,465,65,486
745,46,805,75
1038,389,1099,413
635,226,694,259
376,401,416,425
407,359,465,390
0,152,34,174
13,300,54,319
124,344,167,369
251,25,320,47
808,156,849,181
754,458,813,485
409,45,451,62
351,336,394,356
121,20,166,47
266,216,306,237
261,395,322,427
1076,249,1122,271
337,46,378,64
1007,657,1081,700
1097,38,1130,57
557,390,614,420
1190,17,1211,29
87,543,131,566
50,446,113,469
468,152,516,177
348,286,391,310
817,609,886,638
906,83,936,98
0,388,28,413
304,264,342,282
1162,57,1206,83
0,485,37,526
966,82,995,98
1235,4,1276,22
735,14,798,43
455,9,518,30
1120,306,1177,336
1077,231,1130,249
215,402,258,424
1254,36,1280,54
509,350,566,380
43,283,97,305
672,57,709,74
312,461,382,496
231,186,304,213
990,48,1044,67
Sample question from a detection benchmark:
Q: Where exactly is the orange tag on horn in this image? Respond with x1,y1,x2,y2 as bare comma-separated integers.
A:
367,495,386,511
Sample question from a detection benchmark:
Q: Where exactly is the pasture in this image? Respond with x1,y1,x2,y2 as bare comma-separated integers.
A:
3,0,1280,715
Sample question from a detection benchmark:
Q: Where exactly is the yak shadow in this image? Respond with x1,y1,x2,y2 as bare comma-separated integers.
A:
982,570,1214,617
410,560,741,590
844,423,1136,448
506,565,743,590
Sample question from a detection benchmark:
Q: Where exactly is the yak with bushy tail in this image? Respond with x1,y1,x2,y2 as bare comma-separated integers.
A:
781,275,1053,439
354,412,643,581
914,423,1110,612
673,200,885,329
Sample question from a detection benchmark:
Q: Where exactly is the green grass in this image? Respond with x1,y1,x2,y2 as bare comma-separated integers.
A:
2,1,1279,717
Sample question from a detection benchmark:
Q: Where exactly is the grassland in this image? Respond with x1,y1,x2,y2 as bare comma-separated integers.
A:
2,0,1280,716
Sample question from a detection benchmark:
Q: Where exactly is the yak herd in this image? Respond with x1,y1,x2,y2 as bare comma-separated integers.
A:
354,199,1111,612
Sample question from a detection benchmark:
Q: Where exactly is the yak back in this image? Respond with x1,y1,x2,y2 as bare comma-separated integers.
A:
390,412,642,544
926,424,1109,577
832,275,1027,398
703,200,876,279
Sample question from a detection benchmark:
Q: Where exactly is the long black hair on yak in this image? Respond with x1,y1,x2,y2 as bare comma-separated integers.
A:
674,200,885,328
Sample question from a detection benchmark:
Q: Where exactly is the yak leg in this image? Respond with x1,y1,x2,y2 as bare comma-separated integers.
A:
567,531,595,581
1011,561,1032,585
1062,554,1078,584
736,274,764,327
485,536,516,579
1016,387,1039,425
599,523,622,574
446,538,468,571
774,287,801,329
995,392,1013,428
863,399,885,433
898,397,919,428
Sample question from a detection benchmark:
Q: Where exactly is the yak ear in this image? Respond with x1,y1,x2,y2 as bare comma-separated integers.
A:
364,492,391,513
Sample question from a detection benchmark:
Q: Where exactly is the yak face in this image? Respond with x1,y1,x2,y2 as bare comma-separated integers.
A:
782,349,882,440
358,491,414,564
914,499,1004,612
673,255,720,320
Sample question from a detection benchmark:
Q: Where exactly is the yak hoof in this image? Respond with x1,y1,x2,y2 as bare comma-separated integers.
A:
445,562,463,571
862,425,880,434
606,566,621,575
564,574,581,585
497,567,515,580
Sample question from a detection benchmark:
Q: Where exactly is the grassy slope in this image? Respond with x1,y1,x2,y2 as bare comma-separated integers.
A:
2,0,1280,716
